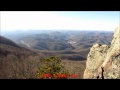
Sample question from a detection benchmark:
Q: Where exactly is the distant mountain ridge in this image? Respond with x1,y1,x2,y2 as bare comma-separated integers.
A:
1,30,113,60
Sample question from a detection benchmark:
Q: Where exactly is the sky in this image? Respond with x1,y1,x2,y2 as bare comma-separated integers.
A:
0,11,119,31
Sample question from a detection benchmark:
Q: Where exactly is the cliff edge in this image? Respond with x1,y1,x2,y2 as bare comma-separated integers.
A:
83,26,120,79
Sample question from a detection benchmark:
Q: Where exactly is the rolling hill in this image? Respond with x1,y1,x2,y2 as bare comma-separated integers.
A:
0,35,37,57
0,35,86,79
1,30,113,60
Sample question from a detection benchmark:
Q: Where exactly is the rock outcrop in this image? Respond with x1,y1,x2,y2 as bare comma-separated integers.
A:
83,26,120,79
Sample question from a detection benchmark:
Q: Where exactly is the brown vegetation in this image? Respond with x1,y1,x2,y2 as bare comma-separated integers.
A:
61,60,86,79
0,35,86,79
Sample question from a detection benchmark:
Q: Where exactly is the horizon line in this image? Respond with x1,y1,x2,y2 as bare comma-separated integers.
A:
1,29,114,31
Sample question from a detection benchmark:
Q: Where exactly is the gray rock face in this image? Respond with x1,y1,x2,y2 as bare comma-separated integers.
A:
83,26,120,79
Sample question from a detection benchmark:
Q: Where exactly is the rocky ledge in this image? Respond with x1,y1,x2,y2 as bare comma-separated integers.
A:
83,26,120,79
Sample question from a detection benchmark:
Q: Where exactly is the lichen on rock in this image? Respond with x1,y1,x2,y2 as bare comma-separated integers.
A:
83,26,120,79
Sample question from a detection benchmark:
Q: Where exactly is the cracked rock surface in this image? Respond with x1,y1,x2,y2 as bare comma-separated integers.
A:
83,26,120,79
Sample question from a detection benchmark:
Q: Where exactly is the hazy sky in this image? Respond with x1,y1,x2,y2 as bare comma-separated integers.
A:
0,11,119,31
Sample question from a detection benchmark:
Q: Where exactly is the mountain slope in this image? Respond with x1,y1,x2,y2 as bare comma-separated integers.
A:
0,35,44,79
0,35,36,58
1,30,113,60
0,35,20,48
0,35,86,79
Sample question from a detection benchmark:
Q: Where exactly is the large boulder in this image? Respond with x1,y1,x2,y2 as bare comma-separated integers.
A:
83,26,120,79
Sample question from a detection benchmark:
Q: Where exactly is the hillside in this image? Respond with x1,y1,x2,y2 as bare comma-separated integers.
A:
0,35,20,48
0,35,37,57
0,35,43,79
1,30,113,60
0,35,86,79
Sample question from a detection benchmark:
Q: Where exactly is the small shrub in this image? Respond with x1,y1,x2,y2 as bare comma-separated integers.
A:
36,56,69,79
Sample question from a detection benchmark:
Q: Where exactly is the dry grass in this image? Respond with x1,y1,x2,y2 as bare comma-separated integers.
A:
61,60,86,79
0,43,86,79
